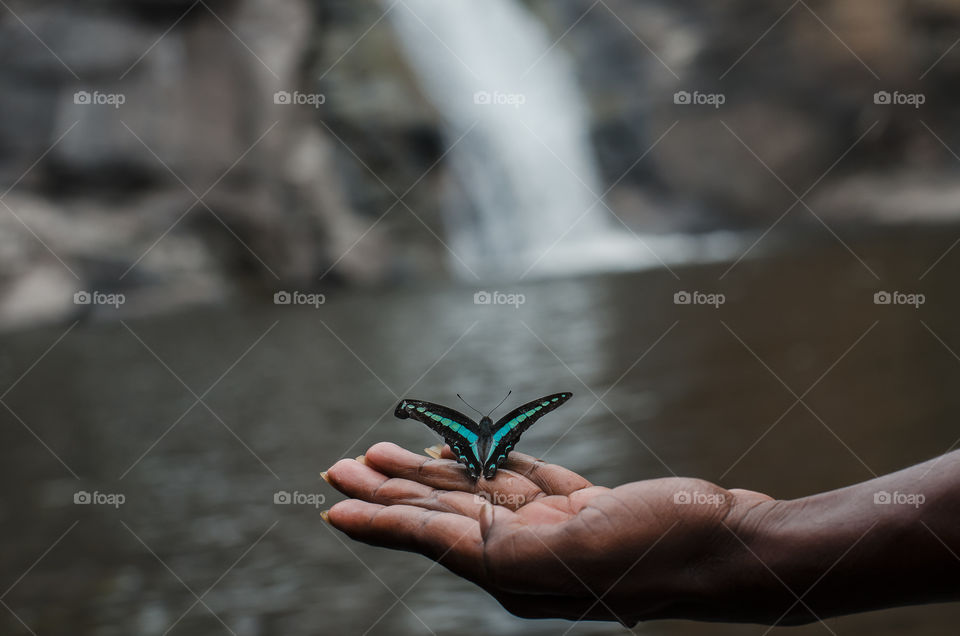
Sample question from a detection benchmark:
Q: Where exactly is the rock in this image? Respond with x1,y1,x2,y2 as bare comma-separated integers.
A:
0,263,77,331
3,0,960,329
0,7,154,79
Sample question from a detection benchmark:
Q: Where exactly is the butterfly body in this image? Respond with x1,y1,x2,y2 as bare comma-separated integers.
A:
394,392,572,479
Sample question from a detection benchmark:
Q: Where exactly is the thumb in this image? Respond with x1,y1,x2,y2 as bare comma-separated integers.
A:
480,501,497,541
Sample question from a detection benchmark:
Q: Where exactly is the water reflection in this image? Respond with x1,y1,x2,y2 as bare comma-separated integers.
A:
2,230,960,634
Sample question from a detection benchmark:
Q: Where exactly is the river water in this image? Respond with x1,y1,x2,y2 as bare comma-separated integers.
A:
2,228,960,635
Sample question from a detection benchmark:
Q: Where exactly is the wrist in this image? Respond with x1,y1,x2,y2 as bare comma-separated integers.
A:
662,452,960,624
685,495,806,624
643,492,803,624
657,490,874,625
721,482,940,625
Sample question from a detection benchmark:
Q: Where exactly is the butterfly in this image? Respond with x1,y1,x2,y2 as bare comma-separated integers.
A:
394,391,573,479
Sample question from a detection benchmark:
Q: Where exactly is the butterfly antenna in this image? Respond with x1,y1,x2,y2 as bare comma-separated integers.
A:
486,390,512,417
456,394,484,418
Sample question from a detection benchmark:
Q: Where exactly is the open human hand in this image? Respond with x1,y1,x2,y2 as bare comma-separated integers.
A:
324,442,775,625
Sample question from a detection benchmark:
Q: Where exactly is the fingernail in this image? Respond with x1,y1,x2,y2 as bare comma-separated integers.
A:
320,510,330,524
355,455,367,465
424,444,443,459
320,471,330,484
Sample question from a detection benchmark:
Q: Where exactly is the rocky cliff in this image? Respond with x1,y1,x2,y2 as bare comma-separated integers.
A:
2,0,959,328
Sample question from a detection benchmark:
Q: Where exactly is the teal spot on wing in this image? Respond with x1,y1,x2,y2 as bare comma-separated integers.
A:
416,407,426,412
493,421,514,444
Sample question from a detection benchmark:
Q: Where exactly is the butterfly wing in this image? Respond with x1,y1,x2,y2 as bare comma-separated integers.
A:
482,392,573,479
395,399,483,479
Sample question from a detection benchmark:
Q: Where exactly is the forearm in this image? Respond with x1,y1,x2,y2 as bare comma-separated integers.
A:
733,450,960,624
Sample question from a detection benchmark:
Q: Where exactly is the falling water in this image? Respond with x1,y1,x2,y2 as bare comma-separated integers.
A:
386,0,737,279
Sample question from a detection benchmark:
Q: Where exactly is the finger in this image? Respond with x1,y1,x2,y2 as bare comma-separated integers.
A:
437,444,455,460
364,442,478,491
365,442,545,510
728,487,774,503
499,451,593,496
438,444,592,497
325,457,487,518
326,499,485,582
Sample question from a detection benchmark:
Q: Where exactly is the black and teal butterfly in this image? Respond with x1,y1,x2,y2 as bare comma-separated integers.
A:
394,392,573,480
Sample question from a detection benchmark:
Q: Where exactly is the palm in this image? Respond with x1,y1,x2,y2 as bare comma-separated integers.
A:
325,442,772,624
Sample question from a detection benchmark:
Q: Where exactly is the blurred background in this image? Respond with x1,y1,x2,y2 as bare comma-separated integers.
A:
2,0,960,634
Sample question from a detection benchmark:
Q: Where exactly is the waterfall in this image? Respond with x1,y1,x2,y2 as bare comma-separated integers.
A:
386,0,736,279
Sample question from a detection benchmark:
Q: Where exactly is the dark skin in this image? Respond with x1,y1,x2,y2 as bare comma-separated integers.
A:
323,443,960,626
